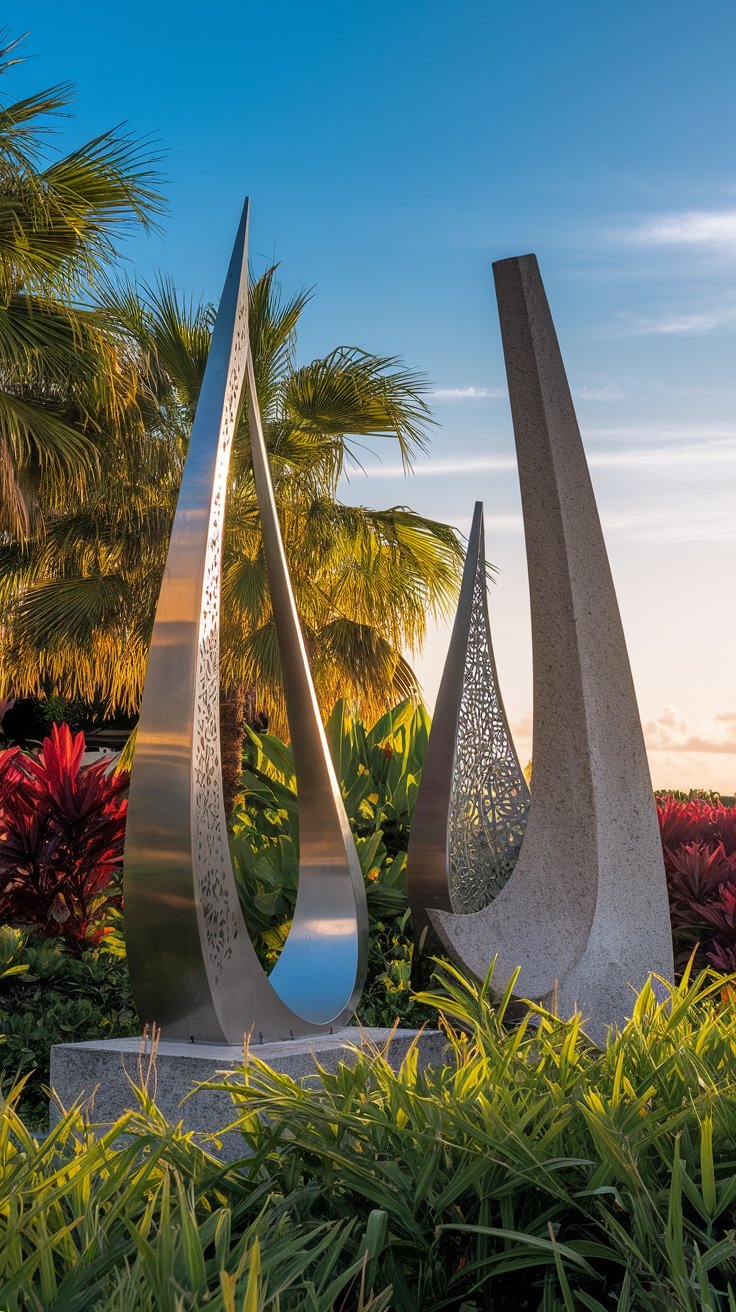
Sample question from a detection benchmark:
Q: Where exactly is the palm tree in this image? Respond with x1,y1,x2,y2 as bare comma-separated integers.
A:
0,33,162,540
1,262,463,805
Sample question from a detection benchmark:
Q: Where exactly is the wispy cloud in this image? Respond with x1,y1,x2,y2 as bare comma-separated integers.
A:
626,210,736,250
618,303,736,336
429,386,506,400
349,436,736,482
517,706,736,755
612,211,736,336
512,706,736,788
645,706,736,756
350,454,517,479
591,437,736,471
575,381,624,400
590,423,736,443
599,504,736,545
509,711,532,748
431,381,624,402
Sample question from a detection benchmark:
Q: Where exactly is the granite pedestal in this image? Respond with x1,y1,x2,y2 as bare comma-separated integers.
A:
50,1028,445,1157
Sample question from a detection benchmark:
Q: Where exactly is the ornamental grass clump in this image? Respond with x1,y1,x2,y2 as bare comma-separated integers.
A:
211,962,736,1310
2,964,736,1307
0,1086,392,1311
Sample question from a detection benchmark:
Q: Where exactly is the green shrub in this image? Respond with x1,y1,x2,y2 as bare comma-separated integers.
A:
4,964,736,1308
0,922,137,1126
230,698,432,1026
210,963,736,1310
356,910,436,1030
0,1088,391,1310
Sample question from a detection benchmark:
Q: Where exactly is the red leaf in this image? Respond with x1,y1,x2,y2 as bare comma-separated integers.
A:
0,727,127,948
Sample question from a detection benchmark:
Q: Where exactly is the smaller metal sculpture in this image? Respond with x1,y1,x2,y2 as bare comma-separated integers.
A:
408,502,529,930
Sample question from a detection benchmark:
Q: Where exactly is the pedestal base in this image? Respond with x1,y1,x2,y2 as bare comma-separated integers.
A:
50,1028,445,1156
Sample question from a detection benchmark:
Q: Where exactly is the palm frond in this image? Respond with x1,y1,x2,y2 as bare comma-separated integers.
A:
13,573,130,645
284,348,434,469
0,141,464,720
248,264,311,416
0,83,163,295
100,273,213,417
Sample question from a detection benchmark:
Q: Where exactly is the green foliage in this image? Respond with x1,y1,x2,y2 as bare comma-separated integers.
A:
357,910,436,1029
657,788,736,808
208,963,736,1310
0,1086,392,1310
36,693,90,734
0,925,137,1125
4,955,736,1304
229,699,431,1022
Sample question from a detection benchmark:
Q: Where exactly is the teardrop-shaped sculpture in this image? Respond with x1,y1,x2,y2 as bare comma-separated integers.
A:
408,502,530,930
123,200,368,1043
427,255,673,1040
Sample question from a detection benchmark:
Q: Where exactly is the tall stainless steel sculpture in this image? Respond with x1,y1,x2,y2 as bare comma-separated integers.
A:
408,501,529,929
124,200,368,1044
421,256,673,1037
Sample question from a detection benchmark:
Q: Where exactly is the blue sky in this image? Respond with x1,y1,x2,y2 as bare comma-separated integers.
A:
15,1,736,787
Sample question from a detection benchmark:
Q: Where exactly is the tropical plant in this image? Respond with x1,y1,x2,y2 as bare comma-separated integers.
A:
230,698,428,951
0,255,463,810
0,33,162,543
0,1082,392,1310
657,795,736,974
0,925,135,1125
208,962,736,1311
0,724,127,946
5,960,736,1307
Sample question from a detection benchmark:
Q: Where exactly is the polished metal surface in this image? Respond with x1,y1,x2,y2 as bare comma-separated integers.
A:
407,502,529,932
124,200,368,1043
426,256,673,1038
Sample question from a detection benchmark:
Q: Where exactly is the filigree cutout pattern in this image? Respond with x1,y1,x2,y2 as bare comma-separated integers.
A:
192,294,249,985
448,558,530,914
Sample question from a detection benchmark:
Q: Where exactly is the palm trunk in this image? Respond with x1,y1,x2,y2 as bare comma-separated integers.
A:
219,684,247,820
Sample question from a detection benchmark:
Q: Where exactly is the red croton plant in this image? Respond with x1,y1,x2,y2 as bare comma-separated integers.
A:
657,795,736,974
0,724,127,949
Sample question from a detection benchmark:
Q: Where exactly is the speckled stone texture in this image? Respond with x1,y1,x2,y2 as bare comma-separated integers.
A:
50,1029,445,1156
428,254,674,1042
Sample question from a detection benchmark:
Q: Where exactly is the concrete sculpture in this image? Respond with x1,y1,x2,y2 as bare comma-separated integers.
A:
423,255,674,1037
407,501,529,929
123,201,368,1044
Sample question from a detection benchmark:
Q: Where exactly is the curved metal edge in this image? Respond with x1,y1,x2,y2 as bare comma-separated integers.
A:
124,199,368,1042
406,504,483,933
429,255,674,1040
244,354,369,1023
